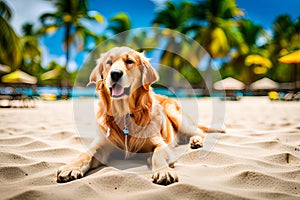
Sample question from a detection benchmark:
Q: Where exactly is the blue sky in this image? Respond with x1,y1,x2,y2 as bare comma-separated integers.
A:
8,0,300,72
236,0,300,29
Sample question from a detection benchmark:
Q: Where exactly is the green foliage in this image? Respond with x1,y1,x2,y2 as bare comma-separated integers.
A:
0,1,43,78
152,2,201,87
271,15,300,56
266,15,300,83
19,23,43,77
223,19,272,84
108,12,131,34
0,16,22,69
191,0,244,58
130,30,158,51
180,66,204,85
39,61,77,87
153,1,194,32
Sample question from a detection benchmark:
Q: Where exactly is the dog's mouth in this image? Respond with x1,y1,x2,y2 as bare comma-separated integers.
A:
109,83,130,98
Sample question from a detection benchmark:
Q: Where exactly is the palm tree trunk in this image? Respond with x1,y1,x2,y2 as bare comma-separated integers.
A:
295,64,298,91
62,23,71,98
65,23,71,70
205,57,213,95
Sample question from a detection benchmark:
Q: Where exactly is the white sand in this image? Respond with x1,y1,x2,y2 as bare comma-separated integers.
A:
0,97,300,199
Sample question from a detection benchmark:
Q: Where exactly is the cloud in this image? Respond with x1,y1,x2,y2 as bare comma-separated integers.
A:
81,11,108,35
80,18,108,35
9,0,55,34
150,0,168,11
150,0,197,11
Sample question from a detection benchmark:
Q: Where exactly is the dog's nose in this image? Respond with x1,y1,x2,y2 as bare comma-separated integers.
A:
110,70,123,82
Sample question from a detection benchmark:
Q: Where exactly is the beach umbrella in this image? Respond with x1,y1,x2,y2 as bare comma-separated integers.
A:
278,50,300,90
278,50,300,64
1,70,37,84
214,77,245,90
40,68,61,80
250,77,279,90
0,64,10,74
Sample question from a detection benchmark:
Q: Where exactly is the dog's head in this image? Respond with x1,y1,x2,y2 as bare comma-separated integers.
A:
89,47,159,99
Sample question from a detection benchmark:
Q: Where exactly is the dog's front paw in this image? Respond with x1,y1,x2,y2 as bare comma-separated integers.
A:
57,165,84,183
152,168,178,185
190,135,204,149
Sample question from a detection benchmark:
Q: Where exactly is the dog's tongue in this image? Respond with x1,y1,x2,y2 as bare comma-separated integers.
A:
112,84,124,97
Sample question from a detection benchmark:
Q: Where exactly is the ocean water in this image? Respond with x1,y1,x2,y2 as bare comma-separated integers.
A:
36,86,97,98
1,86,205,99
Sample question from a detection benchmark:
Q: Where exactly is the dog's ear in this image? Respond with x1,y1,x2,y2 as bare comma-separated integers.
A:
140,53,159,90
87,57,104,86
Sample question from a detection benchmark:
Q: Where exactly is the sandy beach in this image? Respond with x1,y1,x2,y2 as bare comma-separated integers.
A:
1,97,300,200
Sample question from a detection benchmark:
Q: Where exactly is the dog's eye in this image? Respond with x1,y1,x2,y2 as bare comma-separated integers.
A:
106,60,112,65
125,59,134,65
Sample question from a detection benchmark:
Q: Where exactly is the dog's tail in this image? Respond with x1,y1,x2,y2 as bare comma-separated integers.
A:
199,125,225,133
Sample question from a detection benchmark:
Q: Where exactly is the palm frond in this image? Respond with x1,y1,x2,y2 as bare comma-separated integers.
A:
0,16,22,68
108,12,131,33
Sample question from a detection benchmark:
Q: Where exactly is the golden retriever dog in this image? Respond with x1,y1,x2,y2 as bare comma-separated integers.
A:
57,46,224,185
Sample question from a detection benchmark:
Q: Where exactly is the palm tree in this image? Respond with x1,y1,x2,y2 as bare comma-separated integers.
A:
268,15,300,83
39,0,98,71
192,0,245,58
153,1,196,65
221,19,271,84
73,12,131,87
190,0,244,91
108,12,131,33
20,23,42,76
271,15,299,56
152,1,200,87
153,1,194,32
0,1,22,69
107,12,132,45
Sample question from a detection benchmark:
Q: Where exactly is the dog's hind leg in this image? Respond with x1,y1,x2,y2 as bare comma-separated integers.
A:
162,102,205,148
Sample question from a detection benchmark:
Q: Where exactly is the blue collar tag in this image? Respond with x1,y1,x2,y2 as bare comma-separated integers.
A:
122,129,129,135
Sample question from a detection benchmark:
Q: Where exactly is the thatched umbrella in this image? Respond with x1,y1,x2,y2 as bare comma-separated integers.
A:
250,77,279,90
40,68,62,81
214,77,245,91
1,70,37,84
1,70,37,100
278,50,300,90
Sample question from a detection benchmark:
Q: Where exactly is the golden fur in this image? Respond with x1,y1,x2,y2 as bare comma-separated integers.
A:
57,46,225,185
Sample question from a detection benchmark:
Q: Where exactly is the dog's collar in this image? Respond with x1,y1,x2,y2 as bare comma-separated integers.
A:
105,113,133,159
104,114,133,135
105,113,133,137
125,113,134,118
123,113,134,159
122,113,133,135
